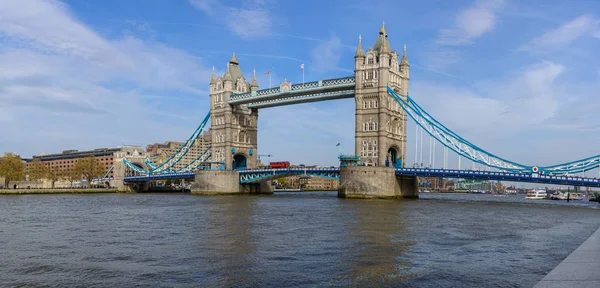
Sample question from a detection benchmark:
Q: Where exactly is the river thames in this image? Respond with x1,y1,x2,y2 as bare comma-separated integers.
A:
1,192,599,287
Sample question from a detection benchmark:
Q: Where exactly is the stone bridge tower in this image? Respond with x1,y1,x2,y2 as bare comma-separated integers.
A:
209,54,259,170
354,23,410,167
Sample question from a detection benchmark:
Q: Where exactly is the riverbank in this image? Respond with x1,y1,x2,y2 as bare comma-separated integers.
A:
534,225,600,287
0,189,119,195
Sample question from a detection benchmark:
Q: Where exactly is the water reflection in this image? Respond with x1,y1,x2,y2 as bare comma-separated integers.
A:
194,197,259,287
339,200,418,287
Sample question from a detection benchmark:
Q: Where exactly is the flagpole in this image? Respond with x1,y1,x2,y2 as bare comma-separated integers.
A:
269,73,272,88
302,67,304,84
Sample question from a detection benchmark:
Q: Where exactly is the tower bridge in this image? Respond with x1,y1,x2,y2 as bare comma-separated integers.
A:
115,24,600,198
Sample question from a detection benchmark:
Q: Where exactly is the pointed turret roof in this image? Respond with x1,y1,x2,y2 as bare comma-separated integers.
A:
372,22,391,54
355,35,364,57
224,62,232,81
251,69,258,87
210,66,216,84
401,44,409,65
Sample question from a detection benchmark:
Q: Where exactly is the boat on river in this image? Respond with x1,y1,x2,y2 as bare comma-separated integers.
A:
550,191,583,200
526,189,547,200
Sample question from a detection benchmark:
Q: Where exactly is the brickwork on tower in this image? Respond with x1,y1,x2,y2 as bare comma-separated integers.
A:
209,54,259,170
353,23,410,167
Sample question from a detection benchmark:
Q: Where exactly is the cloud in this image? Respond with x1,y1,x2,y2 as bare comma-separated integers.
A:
0,0,212,157
189,0,274,39
436,0,505,46
310,35,343,73
426,0,505,70
406,61,589,166
412,62,563,140
519,15,600,53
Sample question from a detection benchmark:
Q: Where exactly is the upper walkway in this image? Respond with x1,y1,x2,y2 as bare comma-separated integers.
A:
228,76,355,109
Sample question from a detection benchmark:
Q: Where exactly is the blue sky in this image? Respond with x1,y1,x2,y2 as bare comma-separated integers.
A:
1,0,600,173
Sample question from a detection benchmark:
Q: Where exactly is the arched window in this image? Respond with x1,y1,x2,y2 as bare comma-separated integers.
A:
363,101,367,109
374,101,378,108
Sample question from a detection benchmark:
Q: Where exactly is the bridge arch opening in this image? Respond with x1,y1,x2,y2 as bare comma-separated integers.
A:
233,154,247,170
387,146,400,168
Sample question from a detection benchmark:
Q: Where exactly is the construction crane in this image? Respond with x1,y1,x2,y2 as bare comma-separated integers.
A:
257,154,272,167
257,154,272,161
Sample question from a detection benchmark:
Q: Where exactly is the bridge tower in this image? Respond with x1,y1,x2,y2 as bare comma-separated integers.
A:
339,23,417,199
209,54,259,170
354,23,409,168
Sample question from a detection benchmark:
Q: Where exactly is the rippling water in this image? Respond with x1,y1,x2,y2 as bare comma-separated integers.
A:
1,192,599,287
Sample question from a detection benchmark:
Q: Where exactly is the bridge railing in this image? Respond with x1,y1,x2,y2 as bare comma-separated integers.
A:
229,76,355,103
396,168,600,183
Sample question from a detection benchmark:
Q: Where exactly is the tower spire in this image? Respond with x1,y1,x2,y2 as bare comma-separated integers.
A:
224,62,232,80
229,52,238,65
379,21,386,35
210,66,216,84
355,34,364,57
401,44,409,66
251,68,258,87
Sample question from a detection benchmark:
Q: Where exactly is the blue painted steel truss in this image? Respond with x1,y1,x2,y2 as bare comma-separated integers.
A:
388,87,600,175
396,168,600,187
125,172,196,182
239,168,340,183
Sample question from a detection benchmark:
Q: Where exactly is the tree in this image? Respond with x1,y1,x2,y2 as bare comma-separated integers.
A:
276,177,287,188
74,156,105,186
0,153,25,186
47,168,63,189
28,159,48,181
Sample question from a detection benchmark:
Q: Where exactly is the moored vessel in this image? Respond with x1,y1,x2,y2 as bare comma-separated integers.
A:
526,189,547,200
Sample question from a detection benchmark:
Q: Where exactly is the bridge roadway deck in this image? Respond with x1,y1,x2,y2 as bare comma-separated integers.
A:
123,168,600,187
534,225,600,287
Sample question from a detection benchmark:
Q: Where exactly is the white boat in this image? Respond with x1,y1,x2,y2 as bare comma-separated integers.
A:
526,189,547,200
550,192,584,201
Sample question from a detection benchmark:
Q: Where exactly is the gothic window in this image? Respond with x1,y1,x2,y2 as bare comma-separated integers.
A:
363,123,368,131
374,101,378,108
239,131,247,143
233,132,238,142
392,118,401,135
232,116,237,125
376,56,379,63
370,122,375,131
368,57,373,65
368,101,372,109
363,101,367,109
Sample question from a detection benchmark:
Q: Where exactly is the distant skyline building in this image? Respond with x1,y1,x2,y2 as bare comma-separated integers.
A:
145,130,212,170
23,146,143,179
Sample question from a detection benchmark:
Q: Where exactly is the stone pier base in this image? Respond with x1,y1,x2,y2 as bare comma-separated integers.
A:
338,166,418,199
191,170,273,195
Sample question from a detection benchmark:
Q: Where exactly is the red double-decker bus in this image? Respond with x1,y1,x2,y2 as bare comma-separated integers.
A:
269,161,290,168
